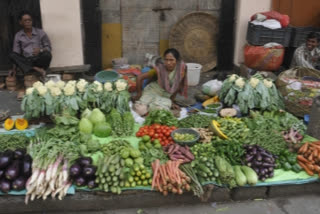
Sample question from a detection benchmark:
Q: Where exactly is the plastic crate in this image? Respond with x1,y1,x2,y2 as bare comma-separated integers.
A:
291,27,320,47
246,22,292,47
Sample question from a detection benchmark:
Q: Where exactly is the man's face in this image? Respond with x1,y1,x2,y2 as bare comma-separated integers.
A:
306,38,318,51
20,14,33,30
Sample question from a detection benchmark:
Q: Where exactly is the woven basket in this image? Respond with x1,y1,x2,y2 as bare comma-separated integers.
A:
276,67,320,117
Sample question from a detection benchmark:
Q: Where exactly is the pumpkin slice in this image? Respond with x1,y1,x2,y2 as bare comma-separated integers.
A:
4,118,15,130
15,118,28,130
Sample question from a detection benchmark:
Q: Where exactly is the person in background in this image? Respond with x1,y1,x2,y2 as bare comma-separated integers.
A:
132,48,188,116
291,32,320,70
9,10,52,80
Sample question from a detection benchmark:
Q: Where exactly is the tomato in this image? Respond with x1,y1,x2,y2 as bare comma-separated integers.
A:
149,131,155,137
154,124,161,129
136,132,140,137
154,133,159,138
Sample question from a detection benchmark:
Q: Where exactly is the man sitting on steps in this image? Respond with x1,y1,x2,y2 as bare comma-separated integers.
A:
8,10,52,98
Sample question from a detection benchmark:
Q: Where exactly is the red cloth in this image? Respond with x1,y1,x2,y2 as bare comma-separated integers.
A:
251,11,290,27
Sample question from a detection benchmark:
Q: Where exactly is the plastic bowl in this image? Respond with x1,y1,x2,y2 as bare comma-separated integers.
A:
94,70,119,83
171,128,200,146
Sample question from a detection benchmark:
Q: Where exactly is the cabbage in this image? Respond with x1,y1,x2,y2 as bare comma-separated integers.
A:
79,118,93,134
93,122,112,138
89,108,106,125
81,108,92,119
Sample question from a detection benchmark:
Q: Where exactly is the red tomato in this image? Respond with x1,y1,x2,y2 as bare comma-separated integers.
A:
154,133,159,138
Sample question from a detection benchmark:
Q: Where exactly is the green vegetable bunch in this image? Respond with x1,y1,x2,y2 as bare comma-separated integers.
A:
144,109,178,126
0,134,29,151
178,114,215,128
212,139,245,165
109,109,135,137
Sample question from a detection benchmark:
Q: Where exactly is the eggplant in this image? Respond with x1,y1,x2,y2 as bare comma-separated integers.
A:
246,155,254,162
23,158,32,177
77,157,93,167
75,176,86,186
252,147,257,155
247,162,252,167
0,179,11,193
5,160,20,180
83,165,97,177
256,154,262,161
0,152,13,169
87,179,97,189
260,151,273,159
69,163,82,177
269,172,274,178
253,161,262,166
262,162,275,167
14,149,26,160
0,169,4,178
12,176,26,191
253,167,260,174
268,167,274,172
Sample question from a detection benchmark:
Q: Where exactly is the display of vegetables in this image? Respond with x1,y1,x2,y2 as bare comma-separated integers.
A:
151,159,191,196
219,74,284,114
0,149,32,193
297,141,320,177
178,114,215,128
69,157,97,189
190,144,219,184
109,109,135,137
163,144,194,163
244,145,276,181
212,118,249,142
212,139,245,165
138,136,168,167
0,134,29,152
97,139,151,193
144,109,178,127
136,124,177,147
276,150,302,173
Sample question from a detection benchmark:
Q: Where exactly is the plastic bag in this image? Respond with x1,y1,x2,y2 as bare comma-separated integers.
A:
251,11,290,27
244,44,285,71
202,79,223,96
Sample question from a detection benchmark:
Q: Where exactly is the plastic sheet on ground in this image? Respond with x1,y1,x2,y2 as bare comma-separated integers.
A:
0,186,75,195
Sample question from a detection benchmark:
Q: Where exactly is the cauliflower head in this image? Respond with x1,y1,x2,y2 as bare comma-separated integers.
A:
235,78,245,89
37,85,48,96
104,82,113,92
249,78,260,88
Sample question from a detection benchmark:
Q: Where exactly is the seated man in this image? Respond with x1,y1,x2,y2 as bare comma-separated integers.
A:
9,10,52,80
291,32,320,70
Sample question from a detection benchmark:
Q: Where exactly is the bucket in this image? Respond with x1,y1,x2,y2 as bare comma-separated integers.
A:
186,63,202,86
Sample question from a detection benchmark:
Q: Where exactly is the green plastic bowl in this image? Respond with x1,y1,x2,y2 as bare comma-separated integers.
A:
94,70,119,83
171,128,200,146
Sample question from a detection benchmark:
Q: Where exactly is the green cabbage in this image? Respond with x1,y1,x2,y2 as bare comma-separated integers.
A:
89,108,106,125
93,122,112,138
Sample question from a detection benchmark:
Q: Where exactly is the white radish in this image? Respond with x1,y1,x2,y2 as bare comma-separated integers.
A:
36,170,46,187
45,164,53,182
25,194,30,205
31,192,36,201
51,156,63,180
29,168,40,185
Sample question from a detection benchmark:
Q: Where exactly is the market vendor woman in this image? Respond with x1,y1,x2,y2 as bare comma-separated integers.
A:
132,48,188,116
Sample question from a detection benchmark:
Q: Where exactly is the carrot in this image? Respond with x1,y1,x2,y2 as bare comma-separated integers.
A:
162,190,168,196
297,155,309,163
298,161,314,176
159,165,167,185
298,143,309,154
314,165,320,173
151,159,160,189
310,144,320,150
308,153,314,161
312,141,320,145
306,163,315,171
313,149,319,159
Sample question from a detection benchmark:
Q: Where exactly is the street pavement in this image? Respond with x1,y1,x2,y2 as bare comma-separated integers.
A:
46,194,320,214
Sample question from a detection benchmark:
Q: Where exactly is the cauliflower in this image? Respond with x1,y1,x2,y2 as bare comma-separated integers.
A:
37,85,48,96
93,81,103,92
229,74,238,82
104,82,113,92
115,80,127,91
64,84,76,96
33,81,43,90
26,87,34,95
235,78,245,89
263,79,273,88
76,79,88,93
56,80,65,89
44,80,55,89
249,78,260,88
50,87,62,97
67,80,77,86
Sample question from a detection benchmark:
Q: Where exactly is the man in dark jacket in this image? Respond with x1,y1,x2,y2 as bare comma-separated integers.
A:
9,11,52,79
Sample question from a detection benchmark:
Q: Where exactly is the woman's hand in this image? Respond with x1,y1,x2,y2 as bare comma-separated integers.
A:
132,94,141,102
171,102,181,111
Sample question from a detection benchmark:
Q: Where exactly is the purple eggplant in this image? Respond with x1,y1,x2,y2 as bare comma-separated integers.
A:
77,157,93,167
246,155,254,162
0,151,13,169
5,160,20,180
12,176,26,191
69,163,82,177
23,158,32,178
256,154,262,161
0,179,11,193
83,165,97,177
87,179,97,189
0,169,4,178
14,149,26,160
75,176,86,186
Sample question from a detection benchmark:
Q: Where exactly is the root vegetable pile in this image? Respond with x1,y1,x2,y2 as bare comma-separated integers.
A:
192,128,213,143
151,159,191,196
297,141,320,177
163,144,194,163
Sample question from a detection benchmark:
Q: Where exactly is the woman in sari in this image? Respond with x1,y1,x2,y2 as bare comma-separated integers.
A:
132,48,188,116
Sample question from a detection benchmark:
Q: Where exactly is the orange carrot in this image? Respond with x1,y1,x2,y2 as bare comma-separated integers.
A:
314,165,320,173
308,153,314,161
297,155,309,163
306,163,315,171
151,159,160,189
298,161,314,176
299,143,309,154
